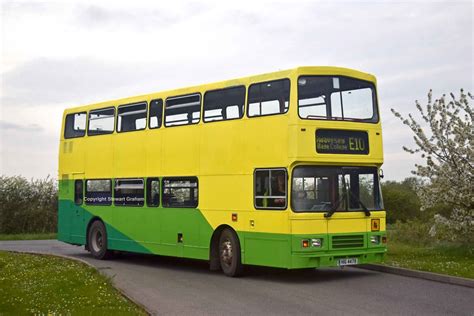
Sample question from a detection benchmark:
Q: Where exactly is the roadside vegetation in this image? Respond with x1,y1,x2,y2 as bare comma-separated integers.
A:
0,175,57,234
384,239,473,279
382,180,474,279
0,233,56,241
0,251,146,315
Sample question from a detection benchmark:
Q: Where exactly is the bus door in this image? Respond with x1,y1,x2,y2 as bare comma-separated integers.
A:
71,175,85,244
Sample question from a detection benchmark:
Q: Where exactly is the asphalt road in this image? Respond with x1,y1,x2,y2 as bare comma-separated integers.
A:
1,240,473,315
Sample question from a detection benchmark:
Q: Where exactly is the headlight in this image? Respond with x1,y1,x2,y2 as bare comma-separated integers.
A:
311,238,322,247
370,235,380,244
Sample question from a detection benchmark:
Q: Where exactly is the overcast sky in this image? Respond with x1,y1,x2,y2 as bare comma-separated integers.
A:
0,0,472,181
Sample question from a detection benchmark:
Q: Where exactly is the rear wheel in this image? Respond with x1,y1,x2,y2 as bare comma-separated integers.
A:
88,220,113,260
219,228,243,277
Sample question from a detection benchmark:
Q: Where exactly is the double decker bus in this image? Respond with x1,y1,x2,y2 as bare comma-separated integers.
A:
58,66,386,277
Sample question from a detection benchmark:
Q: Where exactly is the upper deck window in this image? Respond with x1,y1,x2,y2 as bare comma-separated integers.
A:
298,76,378,123
149,99,163,129
88,107,115,136
203,86,245,122
64,112,86,139
247,79,290,117
117,102,147,132
165,94,201,127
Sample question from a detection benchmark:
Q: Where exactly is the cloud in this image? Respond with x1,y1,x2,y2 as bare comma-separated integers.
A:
75,5,182,31
0,120,43,132
1,57,153,107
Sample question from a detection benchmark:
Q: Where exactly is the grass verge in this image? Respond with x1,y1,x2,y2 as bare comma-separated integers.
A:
0,233,57,241
383,241,474,279
0,251,146,315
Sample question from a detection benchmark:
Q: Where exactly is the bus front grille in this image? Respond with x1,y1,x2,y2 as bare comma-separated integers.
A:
332,235,364,249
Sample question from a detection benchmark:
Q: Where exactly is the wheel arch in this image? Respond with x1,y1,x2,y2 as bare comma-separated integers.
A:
209,224,241,271
85,216,104,250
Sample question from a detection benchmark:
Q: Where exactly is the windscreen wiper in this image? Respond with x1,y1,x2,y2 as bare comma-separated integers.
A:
347,190,371,216
324,194,344,218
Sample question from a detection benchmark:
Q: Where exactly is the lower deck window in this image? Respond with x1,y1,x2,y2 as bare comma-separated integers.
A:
162,177,198,208
74,180,83,205
114,179,144,206
146,178,160,207
254,169,287,209
85,179,112,205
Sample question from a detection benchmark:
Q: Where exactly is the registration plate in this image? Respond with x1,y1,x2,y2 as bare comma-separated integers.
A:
337,258,358,266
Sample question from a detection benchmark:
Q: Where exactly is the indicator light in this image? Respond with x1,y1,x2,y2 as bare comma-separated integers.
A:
382,236,387,244
232,213,238,222
302,239,310,248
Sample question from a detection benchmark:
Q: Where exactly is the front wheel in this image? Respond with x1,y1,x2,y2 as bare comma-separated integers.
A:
88,220,113,260
219,228,243,277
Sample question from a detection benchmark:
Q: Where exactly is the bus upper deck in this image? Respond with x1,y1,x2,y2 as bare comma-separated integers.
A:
60,66,383,178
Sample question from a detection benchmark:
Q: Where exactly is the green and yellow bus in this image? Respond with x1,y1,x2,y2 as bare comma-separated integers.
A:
58,66,386,277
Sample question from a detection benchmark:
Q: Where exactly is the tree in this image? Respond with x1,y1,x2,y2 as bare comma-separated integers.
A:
391,90,473,242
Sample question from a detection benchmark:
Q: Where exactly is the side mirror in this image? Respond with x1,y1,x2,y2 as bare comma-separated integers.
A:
379,169,384,179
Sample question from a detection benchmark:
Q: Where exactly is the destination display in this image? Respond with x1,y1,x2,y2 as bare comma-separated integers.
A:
316,129,369,154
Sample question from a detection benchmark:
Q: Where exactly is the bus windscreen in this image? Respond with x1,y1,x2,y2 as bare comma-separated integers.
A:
291,166,383,213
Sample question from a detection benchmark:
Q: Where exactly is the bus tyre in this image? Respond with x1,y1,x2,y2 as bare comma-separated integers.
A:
219,228,243,277
88,220,112,260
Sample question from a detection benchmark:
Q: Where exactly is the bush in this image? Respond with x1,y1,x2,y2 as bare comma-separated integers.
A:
382,177,421,224
388,219,433,246
0,175,57,234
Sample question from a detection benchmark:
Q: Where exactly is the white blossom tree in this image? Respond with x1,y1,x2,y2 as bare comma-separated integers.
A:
391,89,473,242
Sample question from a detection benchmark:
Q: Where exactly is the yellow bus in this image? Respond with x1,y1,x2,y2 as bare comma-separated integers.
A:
58,66,386,277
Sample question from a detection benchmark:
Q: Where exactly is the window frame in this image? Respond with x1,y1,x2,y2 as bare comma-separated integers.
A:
253,168,288,210
85,179,112,206
161,177,199,208
87,107,116,136
116,101,148,133
74,179,83,205
297,75,379,124
203,85,246,123
114,178,145,207
246,78,291,118
164,93,202,128
148,99,163,130
64,112,87,139
146,177,160,207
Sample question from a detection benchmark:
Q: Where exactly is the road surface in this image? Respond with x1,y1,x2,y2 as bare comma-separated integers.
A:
1,240,473,315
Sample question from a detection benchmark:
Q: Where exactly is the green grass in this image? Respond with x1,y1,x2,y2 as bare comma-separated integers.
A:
384,241,474,279
0,251,147,315
0,233,57,241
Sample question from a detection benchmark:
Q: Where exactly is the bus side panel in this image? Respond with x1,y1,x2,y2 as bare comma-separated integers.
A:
162,125,200,176
114,132,146,178
241,231,291,268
